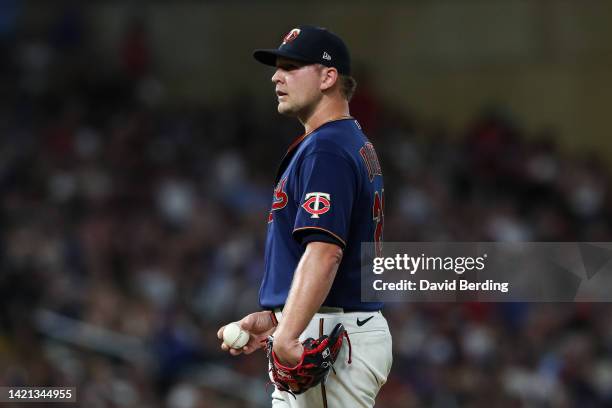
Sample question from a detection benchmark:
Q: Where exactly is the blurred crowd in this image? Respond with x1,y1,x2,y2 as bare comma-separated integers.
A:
2,4,612,408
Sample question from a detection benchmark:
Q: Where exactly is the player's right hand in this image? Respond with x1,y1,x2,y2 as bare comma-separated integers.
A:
217,311,277,356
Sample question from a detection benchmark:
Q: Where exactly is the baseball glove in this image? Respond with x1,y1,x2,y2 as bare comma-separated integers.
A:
266,323,352,396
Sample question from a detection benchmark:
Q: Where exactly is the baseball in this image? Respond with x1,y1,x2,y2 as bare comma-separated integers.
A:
223,322,250,349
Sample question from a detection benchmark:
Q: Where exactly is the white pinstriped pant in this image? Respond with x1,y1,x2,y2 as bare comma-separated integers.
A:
270,310,392,408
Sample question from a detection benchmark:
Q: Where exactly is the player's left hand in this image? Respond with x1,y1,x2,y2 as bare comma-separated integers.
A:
271,333,304,367
267,323,351,395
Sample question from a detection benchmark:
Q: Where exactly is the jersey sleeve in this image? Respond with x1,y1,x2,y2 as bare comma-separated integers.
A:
293,151,357,248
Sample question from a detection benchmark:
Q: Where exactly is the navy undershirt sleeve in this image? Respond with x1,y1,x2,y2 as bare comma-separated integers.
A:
295,230,344,249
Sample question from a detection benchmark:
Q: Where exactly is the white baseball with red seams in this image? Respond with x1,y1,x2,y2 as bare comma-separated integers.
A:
223,323,250,349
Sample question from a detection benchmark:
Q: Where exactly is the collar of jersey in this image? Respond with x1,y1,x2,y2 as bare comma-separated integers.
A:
284,116,354,156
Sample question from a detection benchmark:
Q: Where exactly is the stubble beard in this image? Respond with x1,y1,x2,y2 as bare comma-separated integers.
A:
277,101,295,116
277,94,319,120
277,96,302,117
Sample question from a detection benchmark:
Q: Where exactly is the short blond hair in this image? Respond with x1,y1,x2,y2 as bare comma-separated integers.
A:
340,75,357,101
315,64,357,101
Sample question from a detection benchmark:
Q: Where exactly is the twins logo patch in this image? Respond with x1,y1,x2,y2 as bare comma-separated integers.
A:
302,192,331,218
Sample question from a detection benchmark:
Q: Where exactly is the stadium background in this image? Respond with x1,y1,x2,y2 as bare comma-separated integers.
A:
1,1,612,406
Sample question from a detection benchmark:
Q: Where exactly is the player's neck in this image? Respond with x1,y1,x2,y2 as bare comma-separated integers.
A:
300,97,350,134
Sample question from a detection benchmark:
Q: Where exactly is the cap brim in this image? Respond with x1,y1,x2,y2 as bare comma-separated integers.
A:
253,49,314,67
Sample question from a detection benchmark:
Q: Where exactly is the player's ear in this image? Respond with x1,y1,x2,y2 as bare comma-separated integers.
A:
320,67,339,92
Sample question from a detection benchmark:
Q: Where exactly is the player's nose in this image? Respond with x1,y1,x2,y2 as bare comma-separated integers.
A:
271,69,283,84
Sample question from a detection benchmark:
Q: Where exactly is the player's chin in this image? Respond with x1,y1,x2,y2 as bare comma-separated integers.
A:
277,102,297,116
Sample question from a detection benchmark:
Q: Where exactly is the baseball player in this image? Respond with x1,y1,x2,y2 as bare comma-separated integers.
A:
217,25,392,407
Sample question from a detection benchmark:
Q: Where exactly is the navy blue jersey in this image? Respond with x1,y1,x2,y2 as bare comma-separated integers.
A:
259,118,384,311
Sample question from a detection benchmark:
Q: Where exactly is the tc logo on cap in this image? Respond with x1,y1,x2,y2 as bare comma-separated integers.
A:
282,28,301,45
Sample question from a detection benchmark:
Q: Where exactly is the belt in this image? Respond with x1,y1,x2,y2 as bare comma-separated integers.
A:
273,306,372,314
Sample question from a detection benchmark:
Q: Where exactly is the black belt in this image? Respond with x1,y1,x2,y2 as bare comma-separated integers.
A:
272,306,377,314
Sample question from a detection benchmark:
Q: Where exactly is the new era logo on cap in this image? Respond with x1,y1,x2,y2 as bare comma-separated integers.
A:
253,25,351,75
